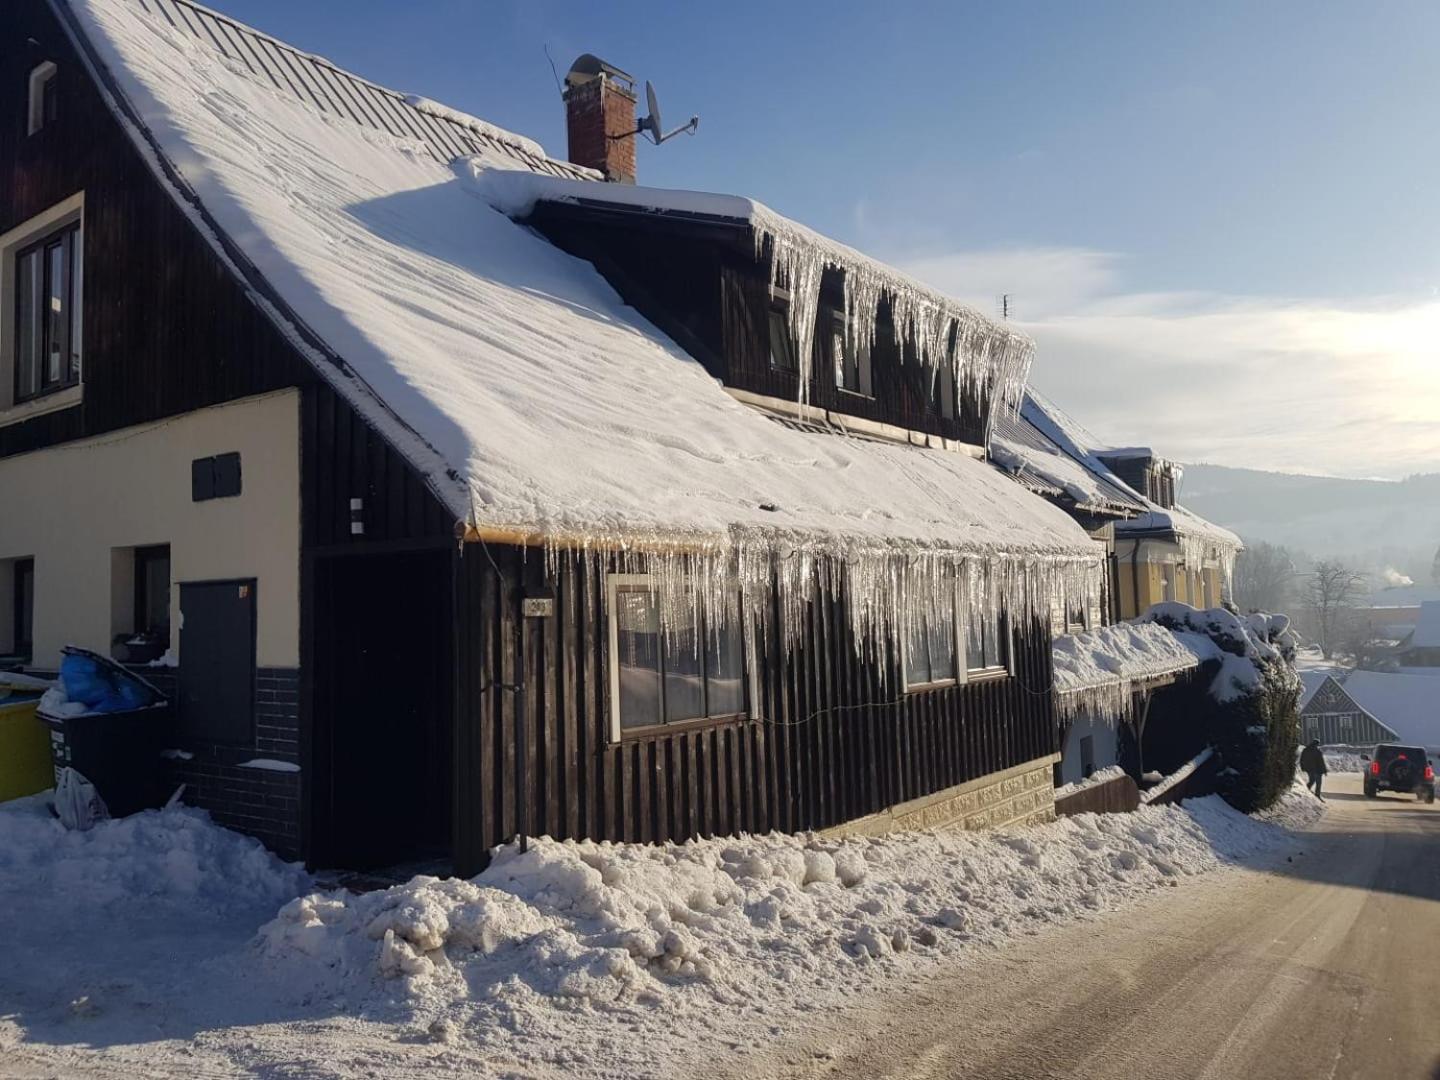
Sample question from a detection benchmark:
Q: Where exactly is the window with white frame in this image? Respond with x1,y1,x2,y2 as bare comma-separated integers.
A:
965,605,1010,675
902,585,1013,691
28,62,58,136
1,195,84,416
831,314,872,396
608,576,749,736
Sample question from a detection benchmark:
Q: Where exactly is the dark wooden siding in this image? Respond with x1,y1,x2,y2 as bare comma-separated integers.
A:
1300,710,1395,747
526,206,991,445
0,0,313,460
299,382,454,550
454,544,1060,874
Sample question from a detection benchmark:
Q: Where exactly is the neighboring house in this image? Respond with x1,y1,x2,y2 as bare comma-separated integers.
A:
1,0,1107,872
1355,584,1440,644
1013,392,1242,619
1334,671,1440,751
1298,675,1398,746
1394,601,1440,669
990,401,1147,631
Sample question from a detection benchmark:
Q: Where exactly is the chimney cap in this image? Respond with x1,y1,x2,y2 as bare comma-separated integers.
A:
565,54,635,93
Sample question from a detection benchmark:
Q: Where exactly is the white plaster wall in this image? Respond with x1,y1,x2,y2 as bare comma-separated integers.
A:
0,391,300,667
1059,712,1121,786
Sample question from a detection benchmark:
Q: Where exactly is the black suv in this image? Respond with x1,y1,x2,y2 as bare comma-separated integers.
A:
1363,744,1436,802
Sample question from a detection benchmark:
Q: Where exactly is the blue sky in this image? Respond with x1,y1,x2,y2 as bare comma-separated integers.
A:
207,0,1440,478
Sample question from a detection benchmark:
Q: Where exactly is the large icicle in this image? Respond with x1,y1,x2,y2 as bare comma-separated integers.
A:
534,524,1108,690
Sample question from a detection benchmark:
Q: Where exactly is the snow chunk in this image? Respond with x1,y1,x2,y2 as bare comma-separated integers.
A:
1052,621,1210,719
238,758,302,773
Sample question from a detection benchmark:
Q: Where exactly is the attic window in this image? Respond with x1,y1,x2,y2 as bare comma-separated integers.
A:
767,288,797,372
831,315,872,397
28,62,57,136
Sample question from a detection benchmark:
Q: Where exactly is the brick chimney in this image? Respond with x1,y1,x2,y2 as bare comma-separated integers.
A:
563,54,637,184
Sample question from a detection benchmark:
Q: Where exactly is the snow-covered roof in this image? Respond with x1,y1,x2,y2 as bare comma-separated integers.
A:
1051,621,1211,719
1362,585,1440,610
1338,671,1440,749
989,403,1145,517
1404,602,1440,648
1020,391,1242,565
64,0,1105,646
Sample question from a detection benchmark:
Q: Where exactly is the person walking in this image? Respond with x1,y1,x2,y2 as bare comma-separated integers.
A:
1300,739,1327,800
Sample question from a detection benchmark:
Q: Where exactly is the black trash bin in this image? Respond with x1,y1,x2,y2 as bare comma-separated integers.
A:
39,646,171,818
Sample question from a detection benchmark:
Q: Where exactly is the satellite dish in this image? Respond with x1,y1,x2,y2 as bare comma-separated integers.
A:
638,79,699,145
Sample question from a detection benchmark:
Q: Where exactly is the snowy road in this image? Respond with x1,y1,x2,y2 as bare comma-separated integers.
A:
722,773,1440,1080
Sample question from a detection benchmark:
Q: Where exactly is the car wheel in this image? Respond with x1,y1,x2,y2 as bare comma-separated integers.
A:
1364,783,1377,798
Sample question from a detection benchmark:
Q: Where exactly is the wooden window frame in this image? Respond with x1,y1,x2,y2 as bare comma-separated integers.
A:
27,62,57,137
605,574,755,742
767,287,798,372
1,195,84,421
13,221,82,406
830,312,873,398
902,584,1015,693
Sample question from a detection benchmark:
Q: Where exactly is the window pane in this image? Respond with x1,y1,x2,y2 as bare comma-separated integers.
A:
616,588,661,729
16,249,42,400
965,614,985,672
46,240,67,386
984,614,1006,670
832,329,847,388
929,601,956,681
140,552,171,641
15,560,34,653
905,615,932,686
68,232,82,383
41,73,57,126
768,309,795,370
705,617,746,717
663,608,705,723
939,363,956,420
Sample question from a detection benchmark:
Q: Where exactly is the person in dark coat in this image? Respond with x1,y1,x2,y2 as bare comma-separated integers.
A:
1300,740,1327,799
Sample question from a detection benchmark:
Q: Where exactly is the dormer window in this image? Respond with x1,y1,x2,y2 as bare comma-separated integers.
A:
831,315,872,396
28,62,58,136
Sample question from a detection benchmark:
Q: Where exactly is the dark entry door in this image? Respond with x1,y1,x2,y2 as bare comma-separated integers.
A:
312,550,452,870
178,580,256,743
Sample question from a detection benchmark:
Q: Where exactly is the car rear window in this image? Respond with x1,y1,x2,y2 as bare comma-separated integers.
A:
1377,746,1427,765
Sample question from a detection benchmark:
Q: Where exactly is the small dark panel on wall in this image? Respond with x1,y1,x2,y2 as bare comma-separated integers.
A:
191,457,215,501
192,452,242,502
214,452,242,497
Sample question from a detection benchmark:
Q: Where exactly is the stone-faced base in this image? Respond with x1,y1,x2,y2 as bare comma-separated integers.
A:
819,754,1060,838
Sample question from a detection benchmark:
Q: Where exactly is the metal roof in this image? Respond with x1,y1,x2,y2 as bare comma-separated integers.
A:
991,407,1146,516
127,0,590,180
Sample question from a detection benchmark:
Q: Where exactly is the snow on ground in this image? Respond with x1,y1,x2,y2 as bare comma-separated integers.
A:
0,787,1322,1079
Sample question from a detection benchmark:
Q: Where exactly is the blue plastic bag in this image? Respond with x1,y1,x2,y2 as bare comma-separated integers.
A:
59,648,161,713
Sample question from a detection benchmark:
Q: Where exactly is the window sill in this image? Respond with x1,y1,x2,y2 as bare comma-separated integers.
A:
615,711,753,742
904,678,959,694
1,384,82,428
965,667,1010,683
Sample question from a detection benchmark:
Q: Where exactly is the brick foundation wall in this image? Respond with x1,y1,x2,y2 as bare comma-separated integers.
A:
141,665,303,860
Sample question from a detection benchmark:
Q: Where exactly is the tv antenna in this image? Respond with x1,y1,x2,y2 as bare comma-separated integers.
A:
632,80,699,144
999,293,1013,320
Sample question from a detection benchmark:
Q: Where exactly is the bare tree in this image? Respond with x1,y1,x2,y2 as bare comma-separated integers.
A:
1303,560,1368,659
1233,540,1298,614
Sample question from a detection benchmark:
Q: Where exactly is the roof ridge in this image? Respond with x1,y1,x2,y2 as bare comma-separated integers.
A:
130,0,589,175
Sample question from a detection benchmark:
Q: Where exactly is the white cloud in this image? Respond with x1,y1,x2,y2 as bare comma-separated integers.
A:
897,247,1440,479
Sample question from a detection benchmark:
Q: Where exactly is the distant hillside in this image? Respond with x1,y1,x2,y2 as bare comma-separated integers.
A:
1179,464,1440,577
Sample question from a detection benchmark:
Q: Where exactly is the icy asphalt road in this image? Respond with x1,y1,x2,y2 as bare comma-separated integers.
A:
723,773,1440,1080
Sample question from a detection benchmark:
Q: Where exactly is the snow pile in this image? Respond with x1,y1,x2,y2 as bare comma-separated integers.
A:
1054,765,1128,799
1139,603,1298,705
0,794,306,918
1318,747,1368,774
1254,776,1327,830
73,0,1106,660
1051,621,1209,719
256,799,1308,1041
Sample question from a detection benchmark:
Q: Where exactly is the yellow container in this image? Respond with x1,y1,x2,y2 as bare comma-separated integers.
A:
0,682,54,802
